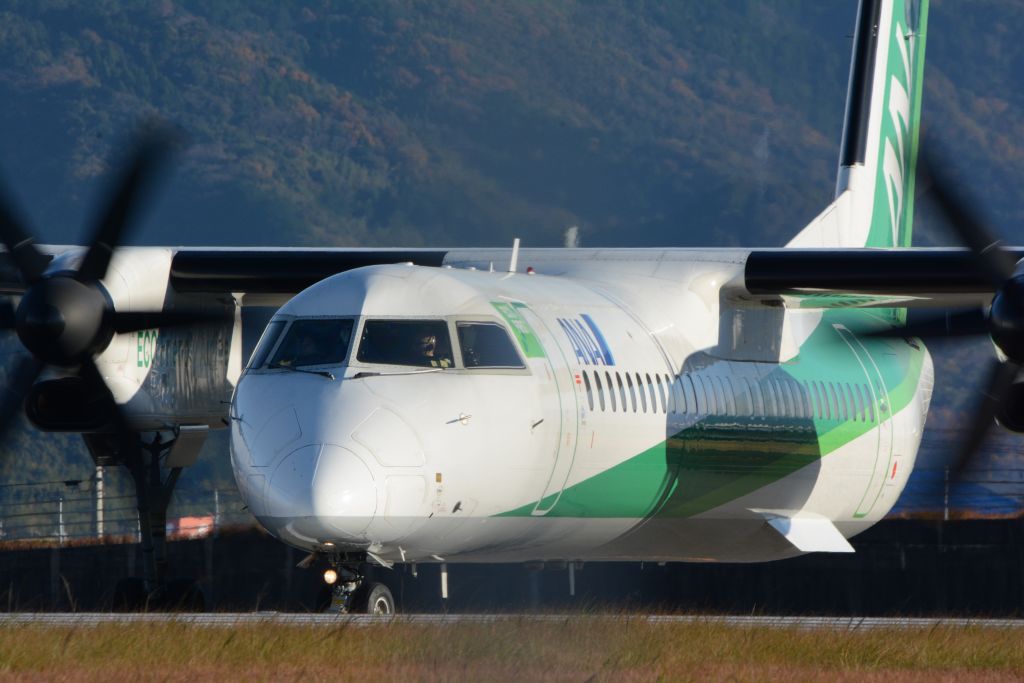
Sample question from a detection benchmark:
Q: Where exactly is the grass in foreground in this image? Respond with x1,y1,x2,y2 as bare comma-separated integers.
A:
1,618,1024,681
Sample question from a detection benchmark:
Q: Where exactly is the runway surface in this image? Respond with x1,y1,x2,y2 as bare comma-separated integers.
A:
3,613,1024,629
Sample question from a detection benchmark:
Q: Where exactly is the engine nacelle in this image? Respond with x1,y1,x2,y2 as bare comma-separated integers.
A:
25,378,109,432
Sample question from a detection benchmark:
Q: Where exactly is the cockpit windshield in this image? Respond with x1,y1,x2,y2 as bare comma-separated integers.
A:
266,318,354,368
357,320,453,368
247,320,287,370
457,322,524,368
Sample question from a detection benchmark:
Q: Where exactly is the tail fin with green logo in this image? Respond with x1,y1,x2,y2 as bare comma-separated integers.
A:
788,0,928,249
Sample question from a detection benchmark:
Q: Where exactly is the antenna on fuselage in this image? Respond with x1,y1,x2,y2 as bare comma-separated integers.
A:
564,225,580,248
508,237,520,273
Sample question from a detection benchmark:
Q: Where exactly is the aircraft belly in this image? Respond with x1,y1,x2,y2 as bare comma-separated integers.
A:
263,514,803,563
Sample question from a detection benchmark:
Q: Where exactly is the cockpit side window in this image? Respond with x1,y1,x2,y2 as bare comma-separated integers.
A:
247,319,287,370
357,319,453,368
269,318,355,368
456,322,524,369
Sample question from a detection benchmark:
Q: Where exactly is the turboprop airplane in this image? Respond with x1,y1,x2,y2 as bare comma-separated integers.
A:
0,0,1018,613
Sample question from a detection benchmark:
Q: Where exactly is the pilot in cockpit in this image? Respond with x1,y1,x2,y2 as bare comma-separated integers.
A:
417,333,451,368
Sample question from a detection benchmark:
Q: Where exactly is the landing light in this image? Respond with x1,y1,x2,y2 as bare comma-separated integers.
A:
323,568,338,585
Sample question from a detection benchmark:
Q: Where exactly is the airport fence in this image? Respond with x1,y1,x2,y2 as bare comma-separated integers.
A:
0,470,253,546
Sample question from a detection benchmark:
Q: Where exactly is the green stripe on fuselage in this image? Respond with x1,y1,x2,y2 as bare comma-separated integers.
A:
497,310,925,519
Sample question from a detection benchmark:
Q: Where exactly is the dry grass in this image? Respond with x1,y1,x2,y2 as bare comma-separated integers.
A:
0,618,1023,681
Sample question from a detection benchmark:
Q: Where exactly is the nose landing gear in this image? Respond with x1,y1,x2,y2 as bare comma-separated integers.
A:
321,553,395,615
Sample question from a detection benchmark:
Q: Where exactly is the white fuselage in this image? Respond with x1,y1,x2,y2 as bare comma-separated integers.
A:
229,256,932,564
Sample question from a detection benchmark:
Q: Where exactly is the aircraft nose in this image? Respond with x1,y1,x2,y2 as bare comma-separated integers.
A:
266,443,378,542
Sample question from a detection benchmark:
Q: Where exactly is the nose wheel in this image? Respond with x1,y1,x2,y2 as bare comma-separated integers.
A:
321,556,395,615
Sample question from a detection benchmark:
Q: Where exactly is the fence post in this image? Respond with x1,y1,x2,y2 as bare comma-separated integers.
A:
58,496,65,547
943,466,950,522
95,466,104,539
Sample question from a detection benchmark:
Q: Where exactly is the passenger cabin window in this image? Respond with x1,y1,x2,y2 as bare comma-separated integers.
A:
713,377,725,415
777,379,794,418
268,318,354,368
751,377,764,416
616,373,628,411
682,375,696,414
457,322,524,368
696,376,710,415
606,371,617,412
763,380,777,418
357,320,453,368
626,373,638,413
841,383,853,421
646,373,657,413
594,372,606,411
740,378,755,416
248,319,287,369
583,371,594,411
828,383,840,421
723,378,737,416
812,382,824,419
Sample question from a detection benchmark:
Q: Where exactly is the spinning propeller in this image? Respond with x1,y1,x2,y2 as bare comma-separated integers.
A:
0,129,217,443
873,152,1024,477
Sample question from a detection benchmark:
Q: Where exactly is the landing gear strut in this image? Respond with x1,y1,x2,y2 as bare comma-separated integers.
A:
85,430,204,611
321,553,395,615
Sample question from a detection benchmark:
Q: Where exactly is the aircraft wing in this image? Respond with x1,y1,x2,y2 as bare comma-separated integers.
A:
169,248,448,295
0,247,450,300
178,245,1018,305
0,245,1013,309
743,247,1021,307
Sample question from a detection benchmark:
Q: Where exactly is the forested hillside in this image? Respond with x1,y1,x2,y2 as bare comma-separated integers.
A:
0,1,1018,251
0,0,1021,522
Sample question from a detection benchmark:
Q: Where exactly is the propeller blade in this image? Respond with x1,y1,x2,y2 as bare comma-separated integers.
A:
0,181,48,284
866,308,990,340
0,356,43,439
949,358,1019,478
106,308,228,335
921,151,1018,285
77,130,178,282
77,358,135,438
77,359,145,467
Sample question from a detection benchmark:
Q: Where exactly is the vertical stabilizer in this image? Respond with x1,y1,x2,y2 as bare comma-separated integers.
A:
788,0,928,249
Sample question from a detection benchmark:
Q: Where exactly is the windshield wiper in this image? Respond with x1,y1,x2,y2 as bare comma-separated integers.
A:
353,368,444,379
270,363,335,380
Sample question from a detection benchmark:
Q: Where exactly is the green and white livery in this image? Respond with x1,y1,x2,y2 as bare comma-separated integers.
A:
229,0,937,565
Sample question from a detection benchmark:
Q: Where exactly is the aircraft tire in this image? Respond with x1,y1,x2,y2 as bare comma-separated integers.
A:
353,582,395,615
